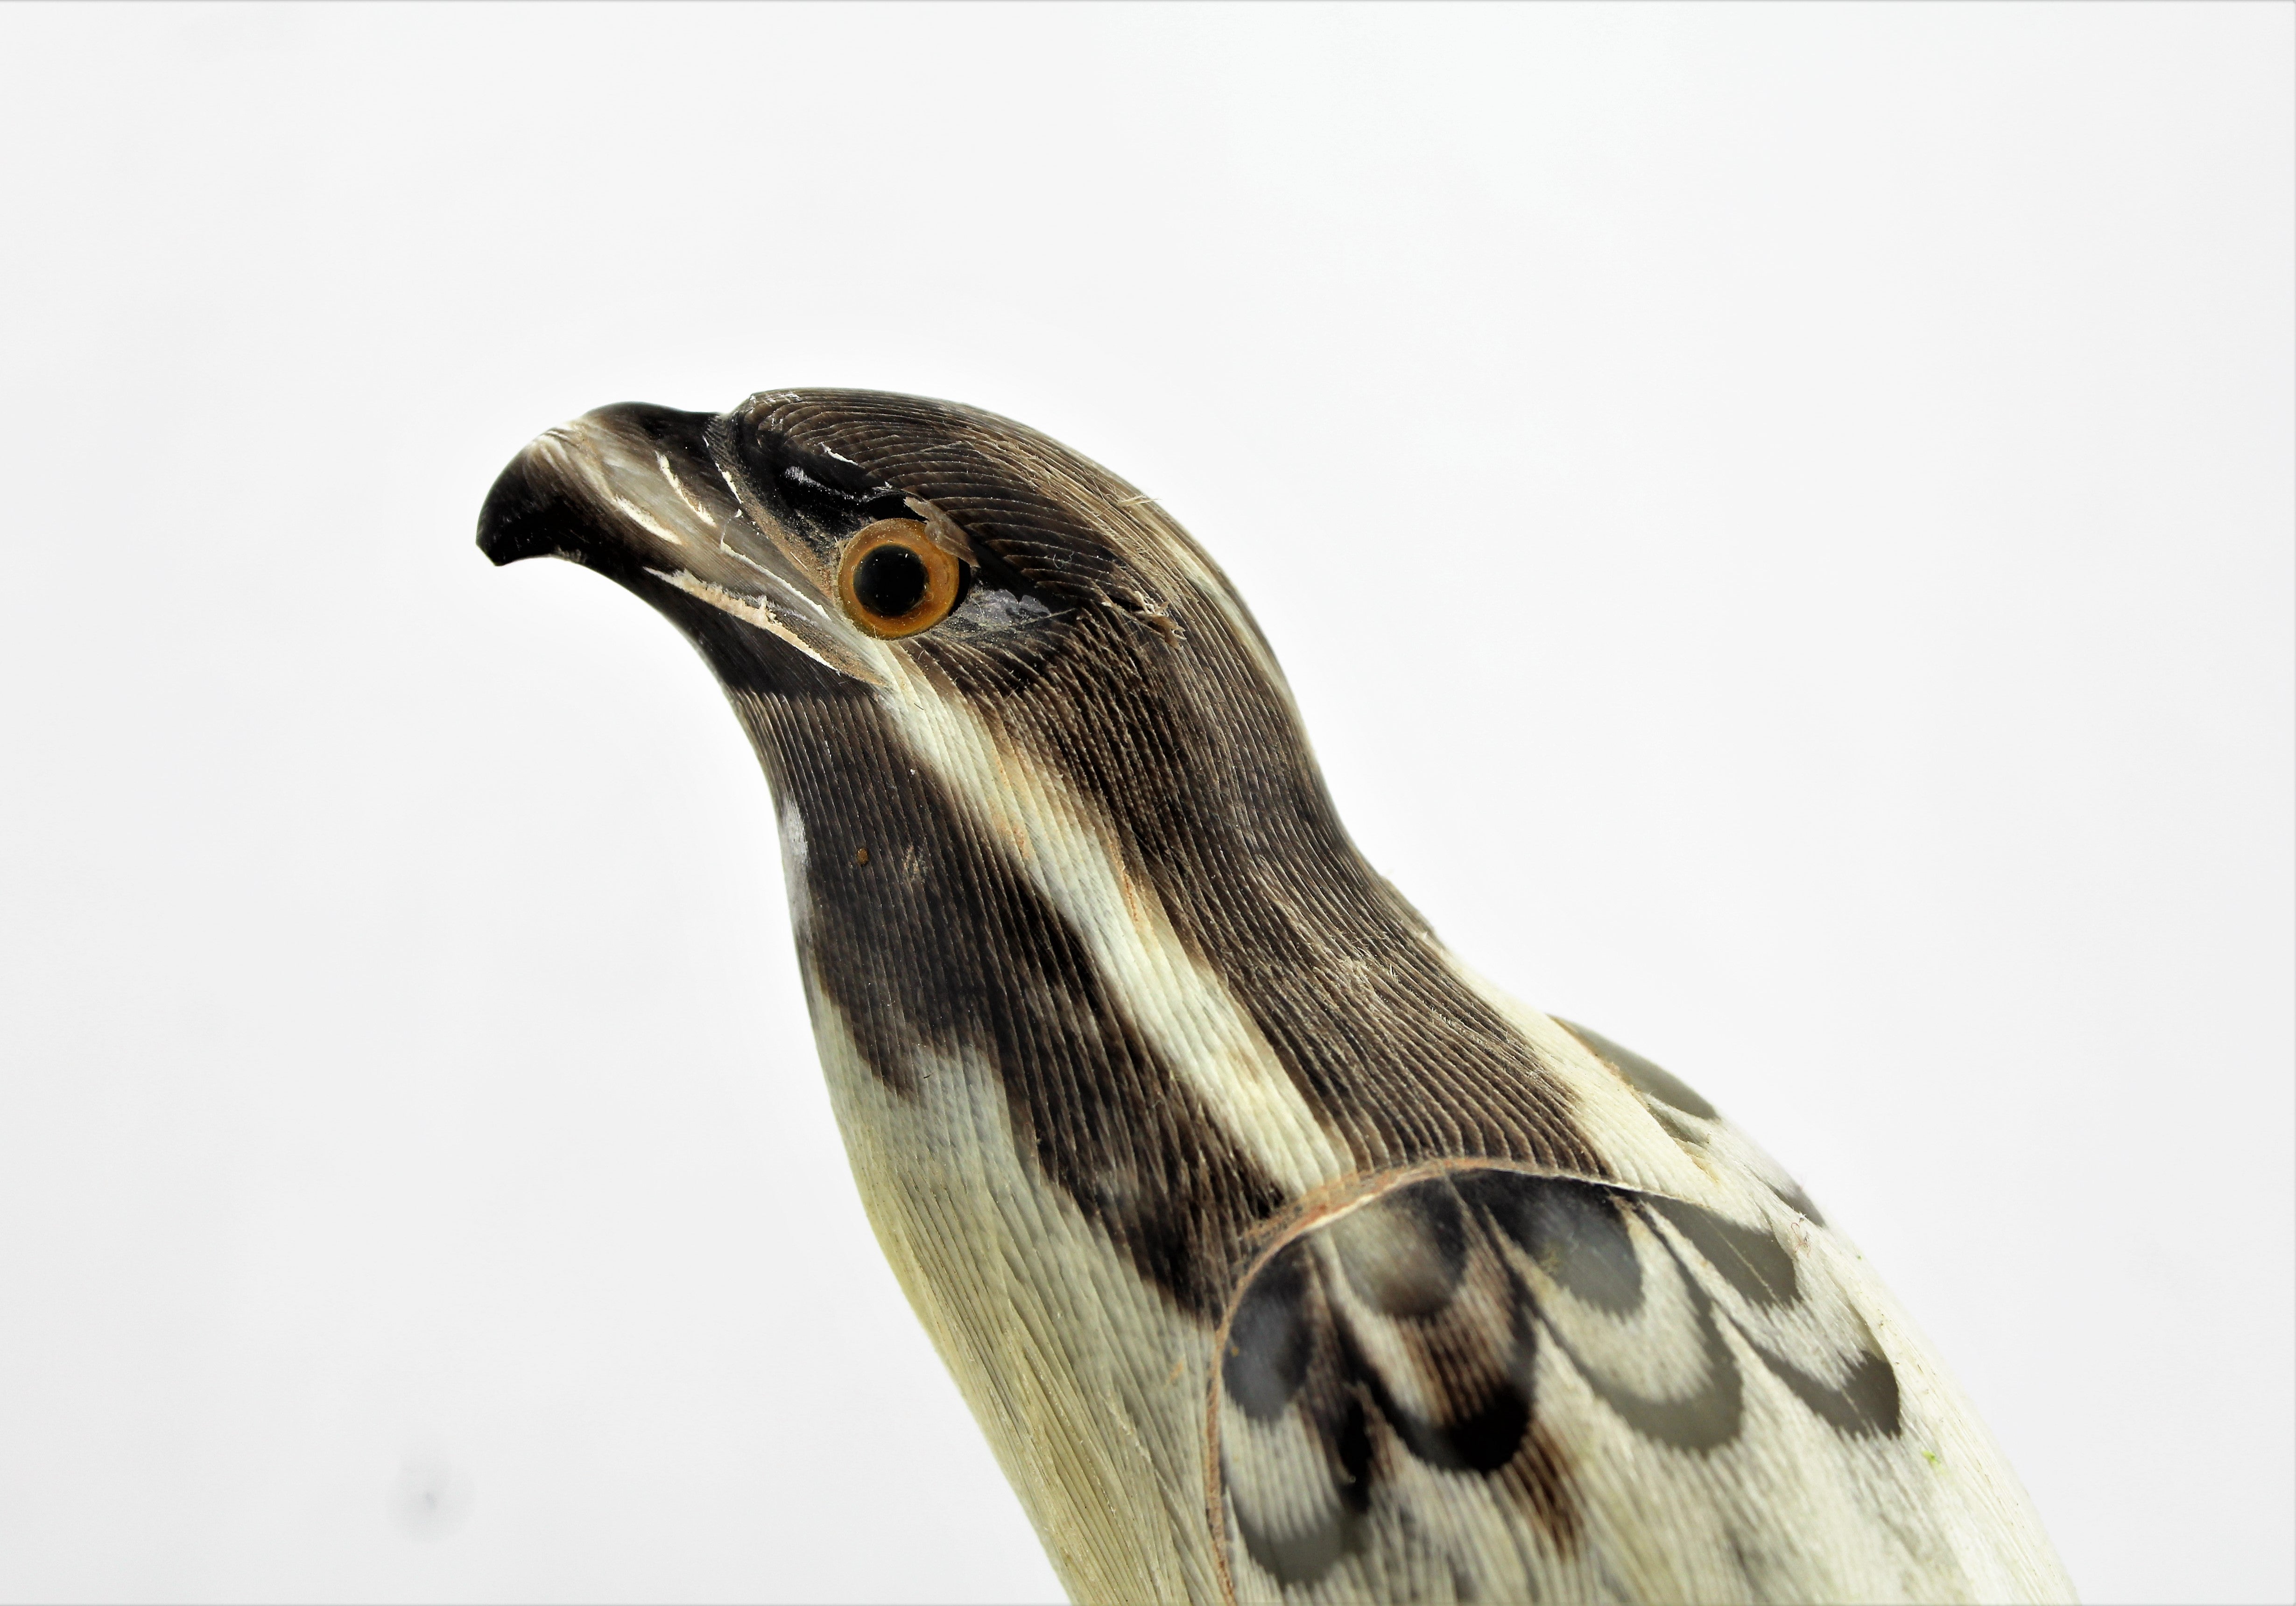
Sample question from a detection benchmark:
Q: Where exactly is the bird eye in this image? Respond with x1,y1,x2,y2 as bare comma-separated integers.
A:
836,519,962,638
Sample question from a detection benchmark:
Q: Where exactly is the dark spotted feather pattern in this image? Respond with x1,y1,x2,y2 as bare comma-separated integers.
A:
1212,1166,1911,1601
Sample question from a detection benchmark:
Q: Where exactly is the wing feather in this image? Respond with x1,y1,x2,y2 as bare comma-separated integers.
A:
1208,1026,2071,1604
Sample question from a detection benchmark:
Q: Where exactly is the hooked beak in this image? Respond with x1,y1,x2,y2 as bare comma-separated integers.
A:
477,403,885,686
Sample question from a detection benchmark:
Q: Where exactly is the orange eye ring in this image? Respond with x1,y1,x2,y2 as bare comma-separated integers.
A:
836,519,963,639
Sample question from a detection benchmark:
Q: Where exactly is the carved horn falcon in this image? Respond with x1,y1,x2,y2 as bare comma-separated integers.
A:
476,391,2073,1605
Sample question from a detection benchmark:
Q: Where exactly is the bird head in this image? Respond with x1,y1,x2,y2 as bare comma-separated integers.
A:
477,389,1355,908
481,391,1271,694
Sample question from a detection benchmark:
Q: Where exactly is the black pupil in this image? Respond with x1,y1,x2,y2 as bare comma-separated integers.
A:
852,544,930,618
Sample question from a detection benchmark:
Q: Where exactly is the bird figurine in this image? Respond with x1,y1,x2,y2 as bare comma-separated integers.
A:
477,390,2074,1605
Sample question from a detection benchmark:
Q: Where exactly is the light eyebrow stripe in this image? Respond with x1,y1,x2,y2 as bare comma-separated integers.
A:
875,663,1350,1198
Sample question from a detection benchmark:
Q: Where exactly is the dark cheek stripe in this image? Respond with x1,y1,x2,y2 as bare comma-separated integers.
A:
737,686,1284,1319
949,602,1605,1181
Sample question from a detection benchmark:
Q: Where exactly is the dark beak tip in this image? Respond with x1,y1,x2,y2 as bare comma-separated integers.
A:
475,449,563,567
477,403,718,569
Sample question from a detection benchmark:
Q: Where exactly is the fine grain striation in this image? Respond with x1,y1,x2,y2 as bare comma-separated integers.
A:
477,390,2075,1605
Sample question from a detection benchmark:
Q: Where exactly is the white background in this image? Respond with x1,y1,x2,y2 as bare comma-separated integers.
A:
1,5,2288,1602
